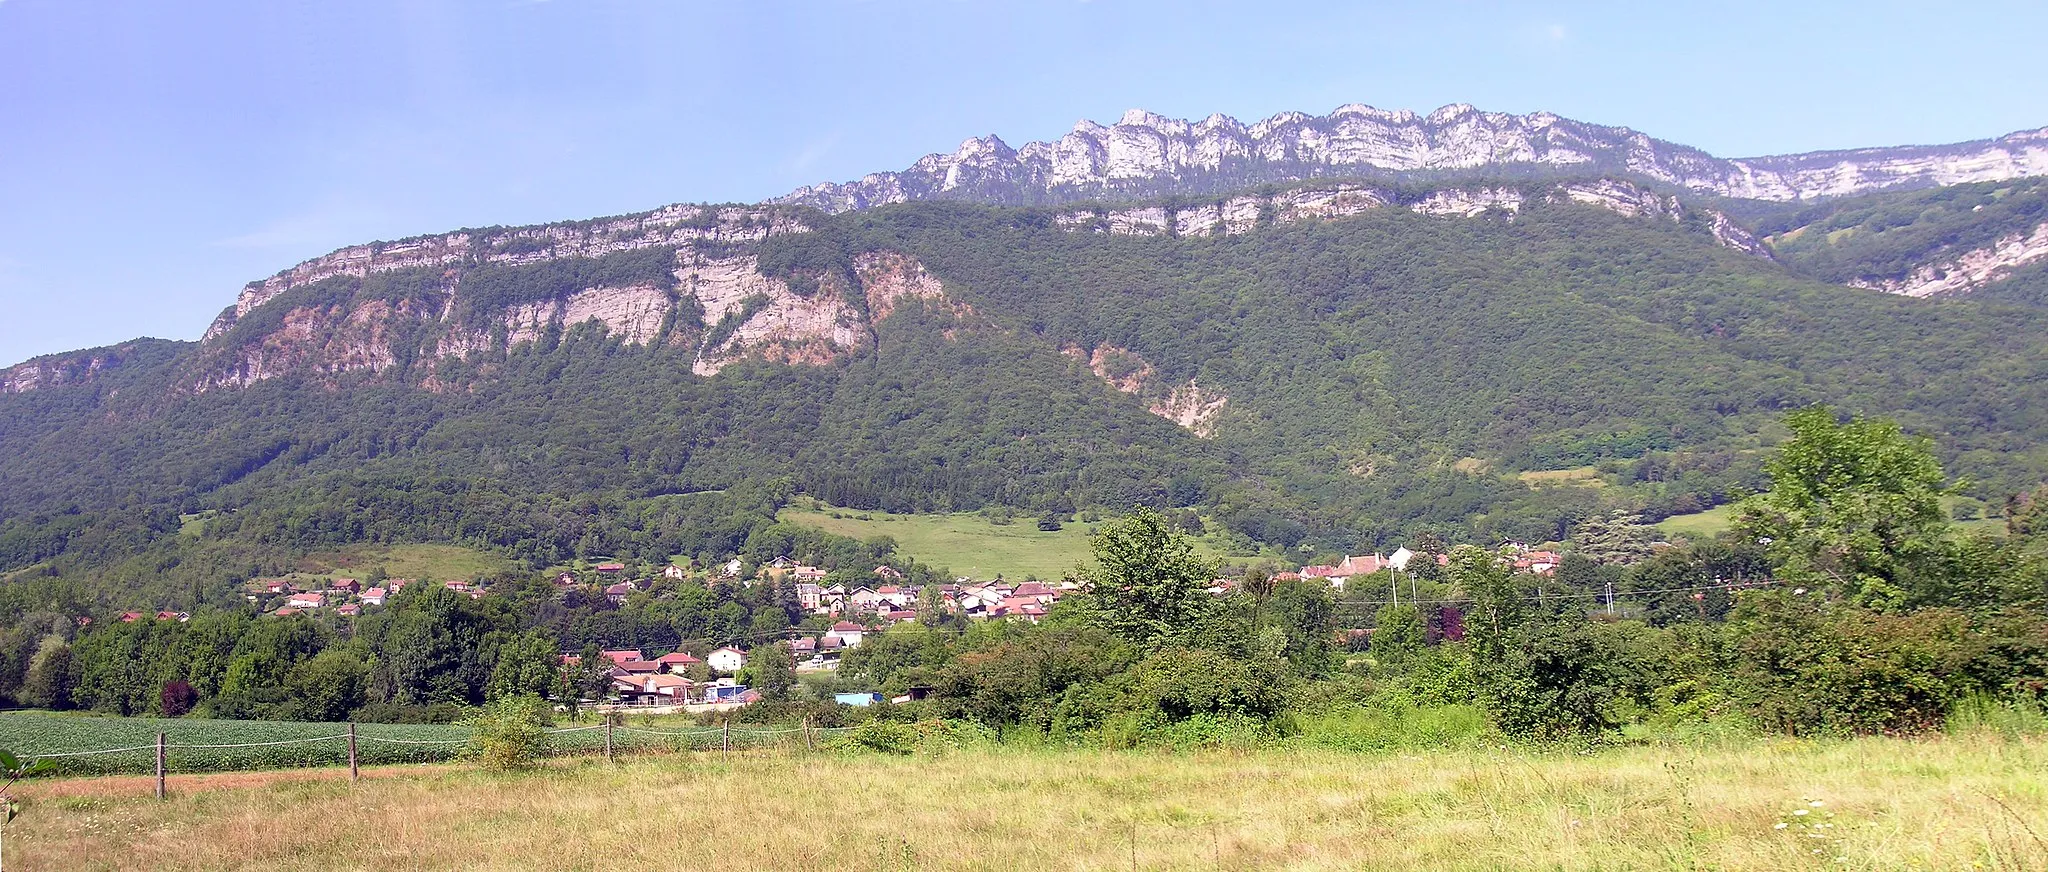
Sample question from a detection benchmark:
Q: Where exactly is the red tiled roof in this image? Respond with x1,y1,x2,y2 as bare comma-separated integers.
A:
600,649,645,665
829,621,864,632
655,652,701,665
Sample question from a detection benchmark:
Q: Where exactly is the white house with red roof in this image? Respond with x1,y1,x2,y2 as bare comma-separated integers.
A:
824,621,867,648
286,592,326,609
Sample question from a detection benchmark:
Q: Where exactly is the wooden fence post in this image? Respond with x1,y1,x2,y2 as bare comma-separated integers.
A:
348,723,359,785
721,721,730,761
803,717,814,752
154,732,166,801
605,718,615,763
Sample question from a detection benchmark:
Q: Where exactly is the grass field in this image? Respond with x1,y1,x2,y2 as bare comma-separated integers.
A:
7,736,2045,870
1658,500,2008,542
288,543,515,583
1658,504,1738,539
1516,466,1606,487
0,712,474,776
779,505,1237,579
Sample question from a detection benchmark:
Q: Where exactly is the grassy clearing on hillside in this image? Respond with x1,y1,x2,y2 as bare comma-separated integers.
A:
779,505,1236,579
8,737,2045,870
289,543,514,582
1658,504,1738,539
1516,466,1606,487
1658,500,2007,542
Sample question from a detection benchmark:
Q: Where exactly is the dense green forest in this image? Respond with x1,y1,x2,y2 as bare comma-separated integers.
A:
5,176,2048,619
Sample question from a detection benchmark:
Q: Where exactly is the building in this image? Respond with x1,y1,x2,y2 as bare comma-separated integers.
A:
360,587,388,606
707,646,748,673
286,592,325,609
834,692,884,707
600,649,645,666
795,583,823,613
662,564,688,580
654,651,702,674
824,621,866,649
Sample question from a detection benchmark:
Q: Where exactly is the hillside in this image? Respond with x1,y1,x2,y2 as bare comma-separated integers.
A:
7,169,2048,610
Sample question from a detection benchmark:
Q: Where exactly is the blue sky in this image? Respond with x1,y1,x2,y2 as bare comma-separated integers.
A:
3,0,2046,366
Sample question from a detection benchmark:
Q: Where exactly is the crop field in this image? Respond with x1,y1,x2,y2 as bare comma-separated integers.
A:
0,712,828,779
6,735,2045,870
0,713,473,776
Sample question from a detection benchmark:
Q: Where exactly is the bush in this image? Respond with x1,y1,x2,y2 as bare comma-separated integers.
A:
465,696,549,770
1291,703,1489,752
1946,694,2048,740
837,720,921,755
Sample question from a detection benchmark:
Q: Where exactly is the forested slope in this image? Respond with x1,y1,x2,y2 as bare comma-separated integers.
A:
6,183,2048,612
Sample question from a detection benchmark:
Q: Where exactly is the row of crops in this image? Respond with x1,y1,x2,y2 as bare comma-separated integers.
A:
0,712,835,777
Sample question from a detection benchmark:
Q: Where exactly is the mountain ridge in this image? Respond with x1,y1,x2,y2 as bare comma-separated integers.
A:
772,102,2048,211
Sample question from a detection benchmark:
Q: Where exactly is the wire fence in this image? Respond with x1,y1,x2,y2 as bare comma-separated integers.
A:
13,719,857,786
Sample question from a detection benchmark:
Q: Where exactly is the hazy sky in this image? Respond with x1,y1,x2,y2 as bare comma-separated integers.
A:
3,0,2045,366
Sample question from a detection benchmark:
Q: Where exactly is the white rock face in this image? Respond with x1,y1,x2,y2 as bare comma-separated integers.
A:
773,103,2048,211
1150,381,1229,438
1851,221,2048,297
177,202,965,390
205,205,811,342
1053,180,1769,258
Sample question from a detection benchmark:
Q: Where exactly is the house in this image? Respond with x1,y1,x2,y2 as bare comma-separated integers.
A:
765,556,794,571
873,565,905,581
707,646,748,673
554,572,579,587
662,564,688,580
261,579,295,595
880,608,918,624
443,580,472,593
117,611,145,623
792,565,828,583
617,659,661,675
847,586,883,611
719,558,743,578
387,579,413,592
654,651,702,673
604,582,636,605
336,604,362,617
360,587,388,607
155,611,190,622
875,586,915,608
1011,581,1057,603
788,637,817,658
795,583,823,613
1514,550,1563,577
273,607,301,617
595,562,627,575
614,673,693,705
1387,547,1417,572
834,692,884,707
330,578,361,594
600,649,646,666
286,592,325,609
824,621,866,649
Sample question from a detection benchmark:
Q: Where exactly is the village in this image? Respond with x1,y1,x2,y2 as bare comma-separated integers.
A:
121,541,1573,711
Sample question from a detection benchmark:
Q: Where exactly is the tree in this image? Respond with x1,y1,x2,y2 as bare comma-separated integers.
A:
485,630,560,702
1077,508,1221,649
284,649,370,722
1735,407,1951,610
751,642,796,701
20,637,71,711
1570,511,1657,565
159,680,197,718
1368,603,1427,670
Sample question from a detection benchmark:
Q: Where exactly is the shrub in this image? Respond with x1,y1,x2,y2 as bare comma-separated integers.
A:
465,695,549,770
1946,694,2048,740
838,720,921,755
1292,703,1489,752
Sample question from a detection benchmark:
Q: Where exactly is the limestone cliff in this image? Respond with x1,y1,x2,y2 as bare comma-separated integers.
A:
774,103,2048,211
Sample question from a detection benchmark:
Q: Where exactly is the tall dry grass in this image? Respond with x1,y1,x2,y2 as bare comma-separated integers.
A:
5,735,2045,871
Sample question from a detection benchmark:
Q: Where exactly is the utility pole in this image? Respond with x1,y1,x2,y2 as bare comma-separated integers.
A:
1605,581,1615,616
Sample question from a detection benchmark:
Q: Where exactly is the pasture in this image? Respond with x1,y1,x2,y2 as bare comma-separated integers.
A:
5,735,2044,870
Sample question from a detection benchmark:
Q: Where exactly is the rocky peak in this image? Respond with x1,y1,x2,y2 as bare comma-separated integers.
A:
771,103,2048,212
